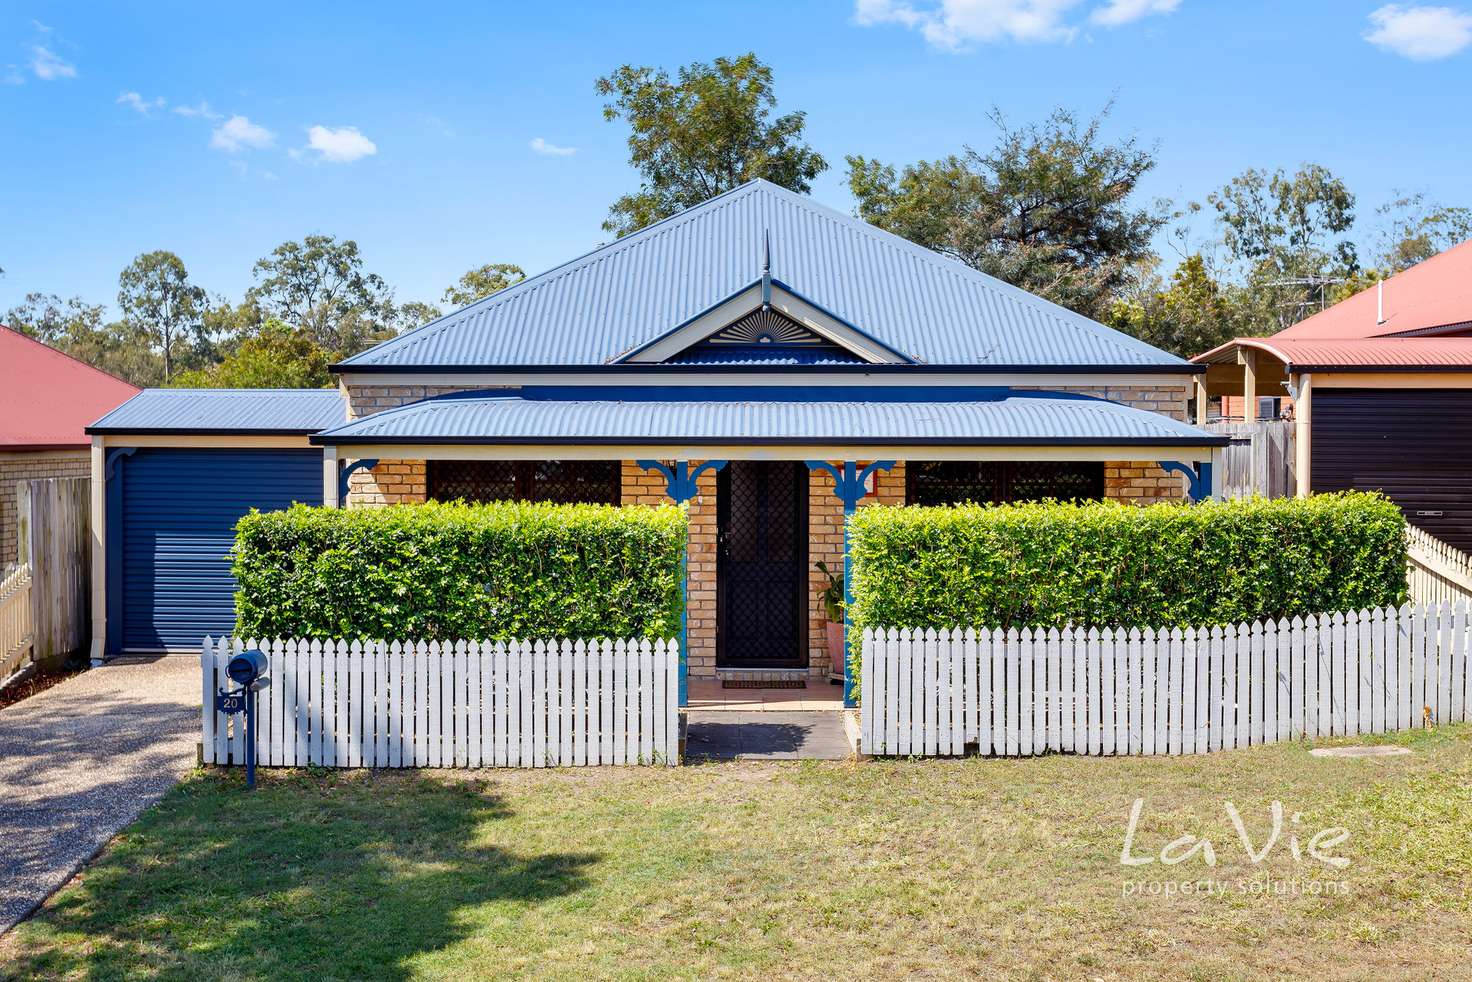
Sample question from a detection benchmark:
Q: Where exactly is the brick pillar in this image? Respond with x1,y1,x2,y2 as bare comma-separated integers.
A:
620,460,718,679
346,460,428,506
807,461,905,677
1104,462,1184,504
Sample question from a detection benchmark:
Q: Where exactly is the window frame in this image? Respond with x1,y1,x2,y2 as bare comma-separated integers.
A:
426,459,621,506
905,460,1105,506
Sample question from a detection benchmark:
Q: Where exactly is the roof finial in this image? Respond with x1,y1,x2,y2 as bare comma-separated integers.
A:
761,229,772,309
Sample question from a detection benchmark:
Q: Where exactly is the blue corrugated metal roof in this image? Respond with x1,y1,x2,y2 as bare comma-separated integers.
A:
313,387,1221,446
88,388,345,434
338,180,1192,370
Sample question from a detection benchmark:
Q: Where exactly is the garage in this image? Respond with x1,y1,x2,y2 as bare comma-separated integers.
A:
108,448,324,651
88,389,345,656
1311,387,1472,551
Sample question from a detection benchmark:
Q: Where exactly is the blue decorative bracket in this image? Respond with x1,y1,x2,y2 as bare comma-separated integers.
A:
636,459,728,709
1160,460,1214,503
806,460,895,512
105,446,137,479
337,458,379,506
635,459,727,504
806,460,895,708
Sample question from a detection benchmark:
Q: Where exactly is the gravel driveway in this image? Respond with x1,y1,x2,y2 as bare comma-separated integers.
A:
0,656,200,934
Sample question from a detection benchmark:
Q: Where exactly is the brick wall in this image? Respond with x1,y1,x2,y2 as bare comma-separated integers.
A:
342,382,491,420
1,450,90,568
619,461,717,677
346,459,427,506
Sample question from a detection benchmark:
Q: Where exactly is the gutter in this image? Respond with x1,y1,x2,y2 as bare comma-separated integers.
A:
310,434,1231,448
328,362,1207,376
84,427,327,437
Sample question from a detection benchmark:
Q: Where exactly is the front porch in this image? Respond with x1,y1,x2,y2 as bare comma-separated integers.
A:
312,385,1225,707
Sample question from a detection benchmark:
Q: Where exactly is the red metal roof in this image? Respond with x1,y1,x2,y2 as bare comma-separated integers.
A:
0,326,141,450
1196,336,1472,370
1192,238,1472,370
1276,238,1472,340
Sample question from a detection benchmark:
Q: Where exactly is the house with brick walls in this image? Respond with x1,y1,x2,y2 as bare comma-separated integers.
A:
0,325,139,569
86,180,1225,702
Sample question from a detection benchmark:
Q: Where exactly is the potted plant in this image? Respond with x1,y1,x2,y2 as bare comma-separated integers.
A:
815,560,846,685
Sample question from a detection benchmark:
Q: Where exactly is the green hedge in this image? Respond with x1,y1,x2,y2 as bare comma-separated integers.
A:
232,501,686,642
848,492,1408,640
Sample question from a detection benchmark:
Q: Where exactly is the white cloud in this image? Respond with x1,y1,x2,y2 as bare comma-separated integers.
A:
30,45,76,80
210,115,276,152
854,0,1082,47
117,91,165,115
1089,0,1179,27
304,124,377,162
1364,4,1472,60
173,100,222,120
3,64,23,86
529,136,577,156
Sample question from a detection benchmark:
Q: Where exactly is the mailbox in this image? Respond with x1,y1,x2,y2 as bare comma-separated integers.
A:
218,648,269,790
228,649,268,688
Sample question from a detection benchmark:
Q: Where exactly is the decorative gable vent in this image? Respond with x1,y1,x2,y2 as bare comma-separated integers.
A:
665,305,867,365
705,307,829,347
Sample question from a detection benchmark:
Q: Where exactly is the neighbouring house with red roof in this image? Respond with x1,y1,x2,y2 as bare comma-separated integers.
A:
0,325,140,568
1193,239,1472,548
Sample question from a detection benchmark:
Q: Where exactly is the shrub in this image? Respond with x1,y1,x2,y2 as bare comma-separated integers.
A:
848,492,1408,640
232,500,686,642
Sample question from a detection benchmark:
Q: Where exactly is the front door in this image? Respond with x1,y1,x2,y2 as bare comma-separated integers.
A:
716,461,808,669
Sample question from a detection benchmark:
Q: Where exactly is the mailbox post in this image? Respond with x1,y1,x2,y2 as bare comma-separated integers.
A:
216,649,269,789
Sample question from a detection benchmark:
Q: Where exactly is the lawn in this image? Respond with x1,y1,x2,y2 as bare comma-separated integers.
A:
3,726,1470,981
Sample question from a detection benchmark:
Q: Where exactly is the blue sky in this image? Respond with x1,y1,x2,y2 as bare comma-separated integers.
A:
3,1,1471,319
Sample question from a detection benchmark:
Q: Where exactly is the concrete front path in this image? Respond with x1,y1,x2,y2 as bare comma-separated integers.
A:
684,710,856,761
0,656,199,934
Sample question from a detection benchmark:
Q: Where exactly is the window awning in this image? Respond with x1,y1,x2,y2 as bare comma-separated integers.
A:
311,386,1225,457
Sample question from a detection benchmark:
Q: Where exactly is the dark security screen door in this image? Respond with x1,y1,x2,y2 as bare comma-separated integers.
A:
717,461,808,668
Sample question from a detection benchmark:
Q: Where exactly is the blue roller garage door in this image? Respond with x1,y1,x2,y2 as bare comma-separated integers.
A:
111,448,323,652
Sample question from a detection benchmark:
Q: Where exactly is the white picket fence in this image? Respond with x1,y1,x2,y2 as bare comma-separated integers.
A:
860,604,1471,757
1406,524,1472,606
202,637,680,769
0,563,34,685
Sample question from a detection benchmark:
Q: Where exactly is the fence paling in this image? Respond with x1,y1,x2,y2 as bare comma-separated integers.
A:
0,563,34,682
861,603,1471,757
17,477,89,663
1202,419,1296,499
201,637,679,769
1406,524,1472,606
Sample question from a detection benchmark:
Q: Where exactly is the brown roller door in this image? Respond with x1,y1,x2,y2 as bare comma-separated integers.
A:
1311,388,1472,549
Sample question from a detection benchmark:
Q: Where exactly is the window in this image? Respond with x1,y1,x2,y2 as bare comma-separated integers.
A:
906,461,1104,506
427,460,620,505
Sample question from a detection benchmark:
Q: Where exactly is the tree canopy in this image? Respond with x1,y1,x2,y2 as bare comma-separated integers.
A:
597,53,827,237
246,235,395,356
170,319,333,389
847,106,1166,321
442,263,525,307
117,250,211,383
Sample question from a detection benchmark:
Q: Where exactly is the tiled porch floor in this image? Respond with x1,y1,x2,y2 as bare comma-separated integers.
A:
687,678,845,711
